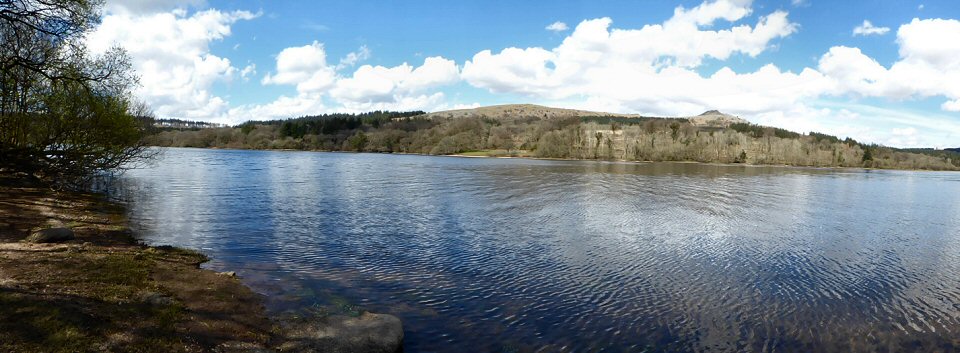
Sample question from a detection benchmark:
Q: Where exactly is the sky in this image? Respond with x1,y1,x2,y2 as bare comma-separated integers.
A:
87,0,960,148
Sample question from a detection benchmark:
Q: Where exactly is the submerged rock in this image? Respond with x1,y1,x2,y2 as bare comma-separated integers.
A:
278,312,404,353
24,227,74,243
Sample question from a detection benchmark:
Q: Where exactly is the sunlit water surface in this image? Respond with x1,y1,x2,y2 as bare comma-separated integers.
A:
114,148,960,352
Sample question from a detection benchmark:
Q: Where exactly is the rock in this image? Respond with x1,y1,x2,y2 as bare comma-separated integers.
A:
24,227,74,243
215,341,273,353
219,271,237,277
141,292,175,306
279,312,404,353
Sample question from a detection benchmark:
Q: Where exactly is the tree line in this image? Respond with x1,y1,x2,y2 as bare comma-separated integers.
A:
145,112,960,171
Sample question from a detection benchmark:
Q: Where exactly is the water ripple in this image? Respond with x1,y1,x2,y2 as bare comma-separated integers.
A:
115,149,960,352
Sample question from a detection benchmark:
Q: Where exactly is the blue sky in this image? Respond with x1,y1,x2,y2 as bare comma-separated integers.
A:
90,0,960,147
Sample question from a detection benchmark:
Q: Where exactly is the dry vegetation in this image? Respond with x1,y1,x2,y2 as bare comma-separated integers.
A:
146,105,959,171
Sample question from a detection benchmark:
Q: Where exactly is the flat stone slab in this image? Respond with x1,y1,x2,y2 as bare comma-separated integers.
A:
278,312,404,353
24,227,74,243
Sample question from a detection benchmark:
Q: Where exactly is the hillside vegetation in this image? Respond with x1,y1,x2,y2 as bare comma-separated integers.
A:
145,105,960,170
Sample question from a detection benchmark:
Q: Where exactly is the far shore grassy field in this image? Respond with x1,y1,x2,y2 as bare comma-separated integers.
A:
451,149,530,158
161,146,958,173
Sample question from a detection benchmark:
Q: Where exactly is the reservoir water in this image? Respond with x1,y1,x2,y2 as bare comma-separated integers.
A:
115,147,960,352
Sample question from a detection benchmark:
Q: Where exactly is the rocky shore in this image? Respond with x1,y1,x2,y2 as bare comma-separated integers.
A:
0,177,402,352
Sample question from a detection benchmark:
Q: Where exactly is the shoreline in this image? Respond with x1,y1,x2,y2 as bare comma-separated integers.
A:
161,146,958,173
0,177,403,352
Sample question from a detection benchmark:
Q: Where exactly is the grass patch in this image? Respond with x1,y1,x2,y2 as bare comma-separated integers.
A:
455,149,526,157
1,181,274,352
0,292,96,352
456,150,495,156
82,254,150,284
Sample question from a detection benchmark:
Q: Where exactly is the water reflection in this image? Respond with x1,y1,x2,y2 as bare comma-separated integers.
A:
115,148,960,352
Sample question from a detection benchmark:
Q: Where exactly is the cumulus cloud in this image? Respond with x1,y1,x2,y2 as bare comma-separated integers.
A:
820,18,960,108
105,0,206,14
458,1,959,147
261,41,337,94
853,20,890,36
546,21,569,32
86,8,259,121
943,99,960,112
336,46,372,70
666,0,753,27
462,0,801,114
228,94,328,123
888,127,921,147
330,56,459,111
96,0,958,147
237,43,460,119
240,64,256,81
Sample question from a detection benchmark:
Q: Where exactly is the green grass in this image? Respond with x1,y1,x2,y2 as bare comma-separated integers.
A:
456,150,495,156
0,292,98,352
455,149,522,157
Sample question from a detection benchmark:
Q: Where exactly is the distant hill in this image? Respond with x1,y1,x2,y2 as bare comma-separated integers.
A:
685,110,748,128
152,118,227,130
420,104,747,128
901,147,960,161
419,104,640,120
146,104,959,171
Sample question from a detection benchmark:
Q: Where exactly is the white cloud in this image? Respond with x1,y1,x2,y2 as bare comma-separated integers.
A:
240,64,256,81
820,18,960,109
888,127,921,147
546,21,569,32
748,102,959,148
853,20,890,36
228,94,327,123
330,56,459,110
666,0,753,27
818,46,889,95
235,44,460,120
105,0,206,14
301,22,330,32
86,8,259,121
458,2,959,147
462,1,801,114
336,46,372,70
95,0,959,147
450,103,482,110
896,18,960,70
261,41,337,94
942,99,960,112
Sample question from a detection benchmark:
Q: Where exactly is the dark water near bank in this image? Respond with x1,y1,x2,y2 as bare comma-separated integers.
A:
116,148,960,352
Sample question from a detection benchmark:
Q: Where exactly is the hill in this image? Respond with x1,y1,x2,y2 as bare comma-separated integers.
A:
686,110,749,128
418,104,640,120
143,105,960,171
419,104,747,128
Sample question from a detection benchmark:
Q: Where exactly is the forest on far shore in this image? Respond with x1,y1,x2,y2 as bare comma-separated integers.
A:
143,111,960,171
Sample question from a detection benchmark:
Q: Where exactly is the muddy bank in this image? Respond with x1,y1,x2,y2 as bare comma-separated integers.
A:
0,178,402,352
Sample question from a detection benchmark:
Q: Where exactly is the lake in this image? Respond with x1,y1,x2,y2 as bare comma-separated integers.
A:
114,147,960,352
